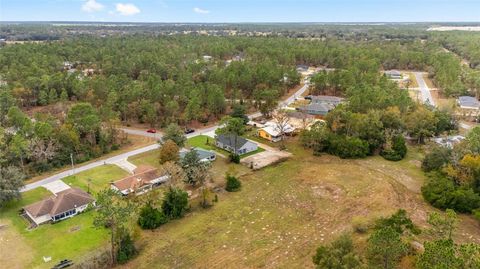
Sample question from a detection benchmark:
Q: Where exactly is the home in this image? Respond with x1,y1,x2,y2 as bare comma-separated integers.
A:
110,165,169,196
23,188,95,226
180,148,216,162
306,95,345,106
258,122,295,142
215,134,258,155
433,135,465,149
297,102,334,116
203,55,213,62
384,70,402,79
458,96,480,110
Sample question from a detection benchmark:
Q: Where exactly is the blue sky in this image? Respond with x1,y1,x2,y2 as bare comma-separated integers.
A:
1,0,480,22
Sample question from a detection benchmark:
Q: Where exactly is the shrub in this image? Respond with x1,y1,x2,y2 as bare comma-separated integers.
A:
352,216,370,234
162,187,189,219
421,146,451,172
138,202,168,230
328,136,369,159
116,233,137,264
381,135,407,161
225,175,242,192
312,233,363,268
230,153,240,164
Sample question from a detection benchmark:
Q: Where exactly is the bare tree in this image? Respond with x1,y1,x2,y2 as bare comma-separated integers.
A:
272,110,291,148
159,161,185,189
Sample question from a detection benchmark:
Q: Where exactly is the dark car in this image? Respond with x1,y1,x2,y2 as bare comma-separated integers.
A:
146,128,157,133
184,128,195,134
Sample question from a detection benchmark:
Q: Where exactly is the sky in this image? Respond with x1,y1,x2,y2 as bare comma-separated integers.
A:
1,0,480,22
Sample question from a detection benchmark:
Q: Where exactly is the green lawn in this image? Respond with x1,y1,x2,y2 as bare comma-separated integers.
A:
187,135,264,158
63,164,129,194
0,188,109,269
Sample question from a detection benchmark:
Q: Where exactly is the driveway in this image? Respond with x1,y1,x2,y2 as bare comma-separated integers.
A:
414,72,435,106
42,180,71,194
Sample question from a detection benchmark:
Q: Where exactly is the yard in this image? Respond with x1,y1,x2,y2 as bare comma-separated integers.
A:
119,141,480,269
0,165,131,269
187,135,265,158
63,164,129,194
0,187,109,269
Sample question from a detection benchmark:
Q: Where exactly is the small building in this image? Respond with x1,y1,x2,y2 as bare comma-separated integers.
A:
203,55,213,62
296,65,309,73
458,96,480,110
215,134,258,155
384,70,402,80
111,165,169,196
306,95,345,106
180,148,216,162
433,135,465,149
23,188,95,226
258,122,295,142
298,102,334,116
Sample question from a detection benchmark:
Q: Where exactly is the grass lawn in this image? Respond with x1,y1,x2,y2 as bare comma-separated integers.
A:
119,140,480,269
0,188,109,269
63,164,129,194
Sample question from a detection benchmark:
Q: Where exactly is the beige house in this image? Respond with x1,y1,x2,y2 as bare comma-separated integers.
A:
23,188,95,226
111,165,169,196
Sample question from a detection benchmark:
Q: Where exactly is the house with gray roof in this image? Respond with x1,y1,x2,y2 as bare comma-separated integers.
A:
297,102,334,116
306,95,345,106
458,96,480,110
215,134,258,155
180,148,216,162
384,70,402,79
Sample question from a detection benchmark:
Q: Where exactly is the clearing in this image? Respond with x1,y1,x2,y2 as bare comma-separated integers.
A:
119,141,480,269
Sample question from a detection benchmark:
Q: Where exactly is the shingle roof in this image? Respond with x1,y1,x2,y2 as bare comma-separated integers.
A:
112,165,161,192
24,188,94,217
301,102,333,113
179,148,215,160
216,134,250,150
309,95,344,104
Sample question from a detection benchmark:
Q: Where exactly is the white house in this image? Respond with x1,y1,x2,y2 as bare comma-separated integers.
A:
258,122,295,142
23,188,95,226
111,165,169,196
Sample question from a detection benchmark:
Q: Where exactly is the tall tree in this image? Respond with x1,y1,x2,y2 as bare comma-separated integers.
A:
162,123,186,147
367,227,407,269
0,166,25,206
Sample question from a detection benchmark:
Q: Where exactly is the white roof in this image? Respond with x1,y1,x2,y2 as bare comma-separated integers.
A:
261,122,295,136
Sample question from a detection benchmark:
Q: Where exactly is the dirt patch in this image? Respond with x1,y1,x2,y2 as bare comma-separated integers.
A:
241,150,291,170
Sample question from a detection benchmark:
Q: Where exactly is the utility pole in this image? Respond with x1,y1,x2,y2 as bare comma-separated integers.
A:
70,153,75,175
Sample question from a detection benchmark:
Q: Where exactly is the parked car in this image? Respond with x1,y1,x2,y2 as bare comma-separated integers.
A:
184,128,195,134
146,128,157,133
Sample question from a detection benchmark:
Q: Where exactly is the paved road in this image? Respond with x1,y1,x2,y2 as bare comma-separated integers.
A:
414,72,435,106
22,81,311,193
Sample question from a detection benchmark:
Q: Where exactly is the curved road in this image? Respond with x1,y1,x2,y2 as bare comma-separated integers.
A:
22,82,310,192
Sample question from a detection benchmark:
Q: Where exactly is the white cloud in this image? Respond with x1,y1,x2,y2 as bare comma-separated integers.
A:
193,7,210,14
116,3,141,16
82,0,104,13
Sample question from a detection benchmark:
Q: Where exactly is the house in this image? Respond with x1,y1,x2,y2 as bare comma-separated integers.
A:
298,102,334,116
215,134,258,155
433,135,465,149
23,188,95,226
306,95,344,106
458,96,480,110
110,165,169,196
258,122,295,142
203,55,213,62
180,148,216,162
385,70,402,79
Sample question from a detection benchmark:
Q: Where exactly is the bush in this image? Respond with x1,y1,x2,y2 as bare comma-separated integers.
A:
138,202,168,230
422,173,480,213
116,233,137,264
312,233,363,268
225,175,242,192
352,216,370,234
328,136,370,159
230,153,240,164
381,135,407,161
162,187,189,219
421,146,451,172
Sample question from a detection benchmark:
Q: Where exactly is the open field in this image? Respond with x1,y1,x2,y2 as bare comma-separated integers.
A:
0,188,109,269
119,141,480,269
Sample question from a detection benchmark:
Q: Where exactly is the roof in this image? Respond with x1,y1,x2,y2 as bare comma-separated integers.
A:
261,122,295,137
309,95,344,104
385,70,402,76
216,134,254,150
180,148,215,160
112,165,162,192
458,96,480,108
300,102,334,113
24,188,94,218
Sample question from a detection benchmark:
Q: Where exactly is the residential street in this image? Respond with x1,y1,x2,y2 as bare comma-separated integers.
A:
414,72,435,106
21,81,310,192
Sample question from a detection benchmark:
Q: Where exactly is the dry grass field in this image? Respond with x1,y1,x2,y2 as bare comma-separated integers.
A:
119,141,480,269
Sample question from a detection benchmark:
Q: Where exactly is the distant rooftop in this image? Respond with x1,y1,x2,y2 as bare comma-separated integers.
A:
458,96,480,109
